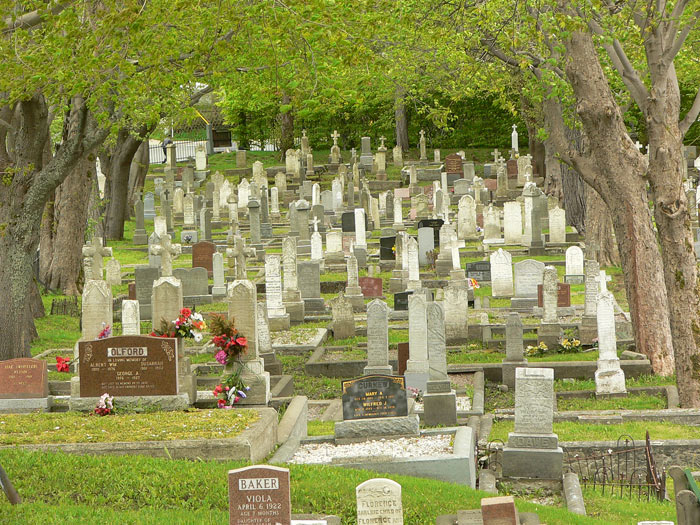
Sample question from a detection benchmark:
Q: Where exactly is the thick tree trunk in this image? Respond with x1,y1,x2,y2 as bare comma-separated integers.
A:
395,86,410,152
0,95,108,361
553,32,675,376
279,93,294,161
39,156,94,295
128,141,149,209
585,186,619,266
646,64,700,406
104,128,146,240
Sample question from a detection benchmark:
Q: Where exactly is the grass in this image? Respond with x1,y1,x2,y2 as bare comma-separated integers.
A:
489,420,700,442
280,353,343,399
0,410,259,445
0,448,673,524
307,420,336,436
448,349,602,364
556,393,667,411
555,375,676,392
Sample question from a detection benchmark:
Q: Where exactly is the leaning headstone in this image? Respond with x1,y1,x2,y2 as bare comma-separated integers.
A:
356,479,403,525
502,367,563,479
228,465,291,525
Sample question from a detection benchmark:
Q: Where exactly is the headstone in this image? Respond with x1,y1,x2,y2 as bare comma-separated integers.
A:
364,299,393,375
565,246,585,284
405,293,429,391
481,496,518,525
490,249,513,297
121,299,141,335
502,367,563,479
548,206,566,243
236,150,246,168
105,258,121,286
81,280,113,340
503,202,522,245
359,277,383,298
418,227,435,266
444,286,469,344
513,259,545,304
298,261,324,313
330,291,355,340
502,312,526,389
356,478,403,525
212,252,227,297
228,465,291,525
144,192,156,220
192,240,216,277
0,358,48,400
595,291,626,395
466,261,490,282
78,335,178,397
265,254,289,329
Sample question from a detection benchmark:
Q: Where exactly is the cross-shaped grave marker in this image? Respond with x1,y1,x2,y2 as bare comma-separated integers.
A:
492,148,501,163
331,130,340,146
82,235,112,281
379,136,386,149
148,234,181,277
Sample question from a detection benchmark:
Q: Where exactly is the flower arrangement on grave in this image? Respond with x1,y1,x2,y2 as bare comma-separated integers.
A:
97,323,111,339
208,314,248,366
407,386,423,403
557,338,583,354
213,368,250,408
150,307,206,342
55,356,70,373
525,341,549,357
209,314,250,408
94,393,114,416
468,278,480,289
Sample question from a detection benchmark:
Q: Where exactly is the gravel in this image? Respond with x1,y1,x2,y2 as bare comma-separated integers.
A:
290,435,453,464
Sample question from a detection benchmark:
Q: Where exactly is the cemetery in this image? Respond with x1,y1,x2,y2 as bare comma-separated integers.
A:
2,2,700,525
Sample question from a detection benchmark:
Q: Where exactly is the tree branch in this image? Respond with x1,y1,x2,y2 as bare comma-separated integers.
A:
2,3,73,34
680,86,700,136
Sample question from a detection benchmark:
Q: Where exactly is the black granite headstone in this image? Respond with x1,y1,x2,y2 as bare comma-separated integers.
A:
466,261,491,282
341,375,408,420
380,236,396,260
394,290,413,311
341,211,355,232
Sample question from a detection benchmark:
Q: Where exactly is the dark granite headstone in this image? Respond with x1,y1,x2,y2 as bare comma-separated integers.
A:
394,291,413,311
359,277,383,298
128,282,136,300
537,283,571,308
507,158,518,179
380,236,396,260
228,465,291,525
0,358,48,399
342,211,355,232
192,240,217,277
78,335,178,398
466,261,491,282
341,375,408,420
417,218,444,245
445,153,463,176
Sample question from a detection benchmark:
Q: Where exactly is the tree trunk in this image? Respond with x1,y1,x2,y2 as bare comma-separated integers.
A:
585,185,619,266
552,32,675,376
128,141,149,209
646,63,700,406
39,156,95,295
279,93,294,161
0,95,108,361
395,85,409,151
103,127,147,240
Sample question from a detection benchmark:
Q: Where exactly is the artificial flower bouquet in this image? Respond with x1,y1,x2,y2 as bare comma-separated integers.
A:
151,307,206,342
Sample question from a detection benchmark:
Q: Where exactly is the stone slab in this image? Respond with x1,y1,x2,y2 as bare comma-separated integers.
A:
334,414,419,440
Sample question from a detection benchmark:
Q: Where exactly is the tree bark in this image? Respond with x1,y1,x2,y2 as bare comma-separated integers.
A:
547,32,675,376
128,141,149,210
0,95,108,361
646,62,700,406
39,156,95,295
279,93,294,161
585,185,619,266
103,127,148,240
394,85,409,151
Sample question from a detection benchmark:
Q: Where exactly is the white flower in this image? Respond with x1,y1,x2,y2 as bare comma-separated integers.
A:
191,312,203,322
193,332,203,343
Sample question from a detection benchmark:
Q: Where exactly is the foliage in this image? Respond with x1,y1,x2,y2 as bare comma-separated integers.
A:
208,314,248,366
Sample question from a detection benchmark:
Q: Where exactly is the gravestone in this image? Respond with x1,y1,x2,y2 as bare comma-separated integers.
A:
359,277,383,298
192,241,217,277
298,261,325,313
77,335,178,398
134,266,160,319
265,254,289,330
502,312,526,389
444,286,469,344
423,301,457,426
595,291,626,395
490,249,513,297
564,246,585,284
356,479,403,525
380,236,397,260
537,283,571,307
172,267,211,306
330,292,355,340
342,375,408,420
481,496,518,525
548,206,566,243
538,266,563,348
121,299,141,335
228,465,291,525
81,280,113,341
512,259,545,309
144,192,156,220
417,227,435,267
133,200,148,244
0,358,49,413
502,367,563,479
466,261,491,282
364,299,393,375
580,259,600,344
405,293,429,391
445,153,463,185
503,201,522,245
417,218,444,246
393,290,413,311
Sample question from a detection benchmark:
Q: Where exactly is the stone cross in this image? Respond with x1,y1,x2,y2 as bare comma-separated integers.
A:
148,234,181,277
82,235,112,281
310,216,320,233
302,129,307,138
331,130,340,146
227,235,256,280
379,136,386,148
492,148,500,163
419,129,425,140
634,140,643,151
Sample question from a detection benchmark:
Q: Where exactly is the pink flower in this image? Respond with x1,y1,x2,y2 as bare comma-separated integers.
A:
215,350,228,365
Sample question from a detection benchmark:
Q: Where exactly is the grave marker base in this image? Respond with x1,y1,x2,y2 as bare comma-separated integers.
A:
502,446,563,479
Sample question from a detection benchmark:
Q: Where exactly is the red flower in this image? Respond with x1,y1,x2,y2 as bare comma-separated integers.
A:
56,356,70,373
217,399,226,408
180,308,192,319
235,337,247,347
